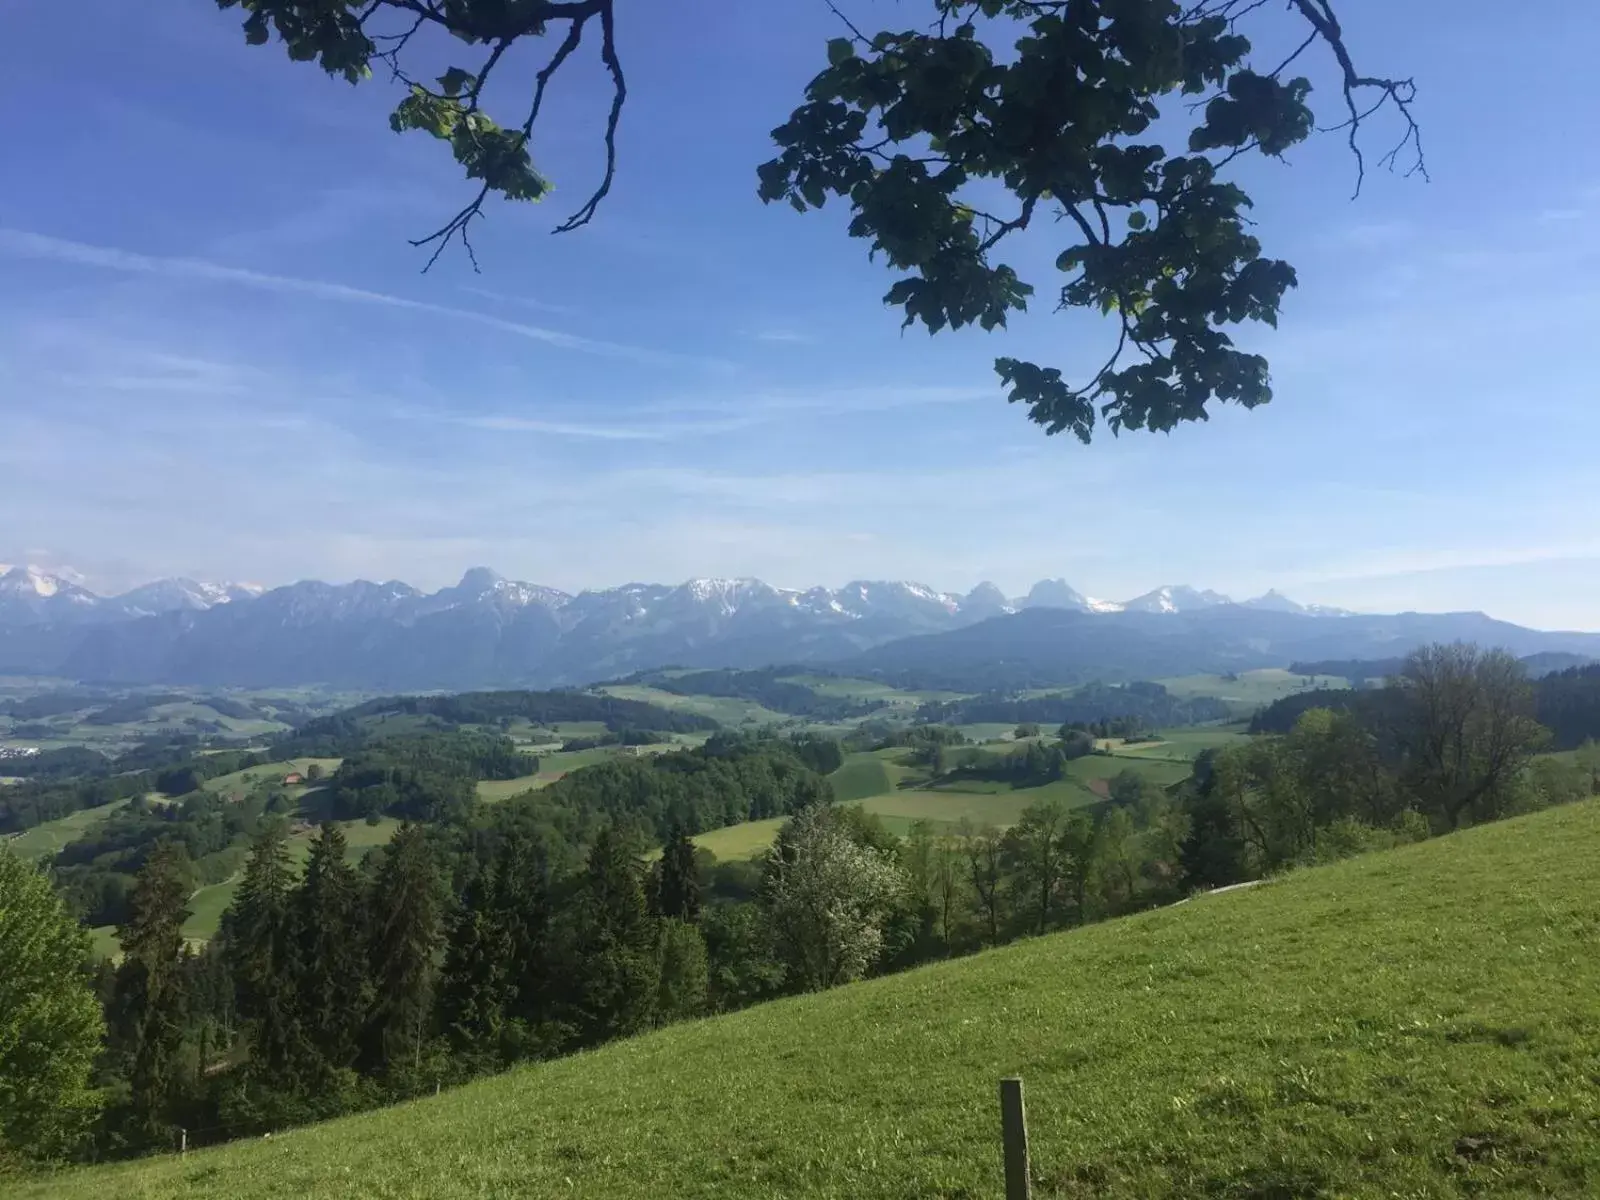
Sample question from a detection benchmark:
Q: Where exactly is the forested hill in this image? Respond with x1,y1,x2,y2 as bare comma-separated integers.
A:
1,688,719,837
1251,663,1600,750
915,680,1230,728
326,689,718,731
624,667,888,720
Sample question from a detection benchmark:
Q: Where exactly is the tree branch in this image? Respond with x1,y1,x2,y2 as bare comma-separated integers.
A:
1287,0,1426,197
552,0,625,233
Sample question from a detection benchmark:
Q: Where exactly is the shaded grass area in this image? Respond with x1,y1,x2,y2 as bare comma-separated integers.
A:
827,754,894,803
32,801,1600,1199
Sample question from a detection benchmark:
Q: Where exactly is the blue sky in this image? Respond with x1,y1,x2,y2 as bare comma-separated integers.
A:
3,1,1598,626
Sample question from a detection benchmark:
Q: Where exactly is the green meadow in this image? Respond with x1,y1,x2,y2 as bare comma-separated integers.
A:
5,798,130,860
28,800,1600,1199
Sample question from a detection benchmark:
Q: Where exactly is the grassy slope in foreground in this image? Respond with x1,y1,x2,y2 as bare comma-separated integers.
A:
29,802,1600,1200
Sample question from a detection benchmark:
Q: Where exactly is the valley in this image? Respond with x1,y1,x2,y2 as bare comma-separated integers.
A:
7,623,1600,1186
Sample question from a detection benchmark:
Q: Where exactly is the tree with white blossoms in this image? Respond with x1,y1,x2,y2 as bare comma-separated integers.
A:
762,805,906,993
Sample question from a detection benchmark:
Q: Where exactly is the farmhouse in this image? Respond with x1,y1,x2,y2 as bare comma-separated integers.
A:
282,771,304,785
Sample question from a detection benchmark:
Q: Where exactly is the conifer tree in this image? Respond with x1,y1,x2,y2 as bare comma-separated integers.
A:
562,826,659,1045
435,864,512,1062
654,823,701,923
490,830,554,1029
224,822,305,1084
114,840,192,1144
363,822,443,1076
293,822,370,1074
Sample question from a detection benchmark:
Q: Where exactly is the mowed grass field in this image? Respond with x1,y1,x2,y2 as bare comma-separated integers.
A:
695,743,1199,860
1158,668,1351,714
597,684,789,727
33,800,1600,1199
692,817,790,861
5,798,130,859
200,757,343,796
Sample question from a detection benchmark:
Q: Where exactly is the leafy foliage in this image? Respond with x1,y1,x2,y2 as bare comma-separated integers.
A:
218,0,1419,441
0,846,104,1164
758,0,1421,440
763,805,907,991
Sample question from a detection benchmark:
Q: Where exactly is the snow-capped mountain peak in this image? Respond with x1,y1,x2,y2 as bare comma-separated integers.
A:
1121,585,1234,614
1,564,69,598
112,577,264,617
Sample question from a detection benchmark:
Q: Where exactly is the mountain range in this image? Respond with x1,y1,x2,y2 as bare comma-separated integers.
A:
1,564,1595,692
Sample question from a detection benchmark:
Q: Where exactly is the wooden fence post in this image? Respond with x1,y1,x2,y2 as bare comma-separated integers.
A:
179,1128,187,1156
999,1076,1030,1200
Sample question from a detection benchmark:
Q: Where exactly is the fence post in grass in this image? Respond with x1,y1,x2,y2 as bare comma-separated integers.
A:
179,1128,187,1156
999,1076,1030,1200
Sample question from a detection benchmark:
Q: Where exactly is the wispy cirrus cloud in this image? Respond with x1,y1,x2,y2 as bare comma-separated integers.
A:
0,228,718,369
458,284,576,316
411,411,758,441
744,328,814,344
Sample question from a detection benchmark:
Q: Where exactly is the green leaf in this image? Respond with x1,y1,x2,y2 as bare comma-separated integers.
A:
1127,211,1148,231
827,38,855,66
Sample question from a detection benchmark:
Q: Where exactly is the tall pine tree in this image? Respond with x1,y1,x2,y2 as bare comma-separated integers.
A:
435,865,512,1064
293,823,371,1076
113,840,192,1145
560,826,659,1046
489,829,564,1060
653,824,701,923
224,823,305,1086
363,823,442,1078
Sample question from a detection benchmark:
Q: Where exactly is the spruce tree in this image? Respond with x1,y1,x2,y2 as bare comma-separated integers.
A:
114,840,192,1145
435,865,512,1063
654,824,701,923
561,826,660,1046
293,823,370,1074
363,823,443,1077
490,830,561,1059
224,822,305,1085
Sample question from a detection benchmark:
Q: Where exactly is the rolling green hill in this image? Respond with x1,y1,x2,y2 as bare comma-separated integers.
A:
29,800,1600,1199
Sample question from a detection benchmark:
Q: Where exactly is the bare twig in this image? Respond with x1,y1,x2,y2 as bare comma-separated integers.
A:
823,0,872,47
552,0,625,233
411,183,491,272
976,196,1037,252
1287,0,1426,196
524,16,589,135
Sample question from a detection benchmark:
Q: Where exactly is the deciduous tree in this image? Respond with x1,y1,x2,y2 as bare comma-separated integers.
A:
763,805,906,990
1399,644,1548,829
0,846,104,1163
